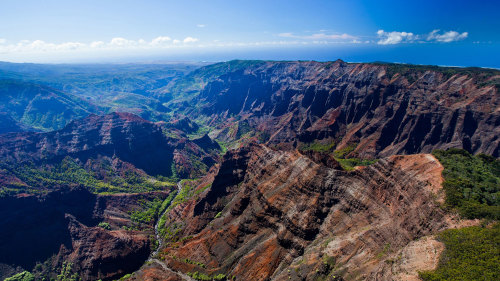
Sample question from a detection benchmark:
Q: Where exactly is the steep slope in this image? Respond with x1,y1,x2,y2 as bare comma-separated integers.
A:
137,143,455,280
0,61,208,123
183,60,499,158
1,60,497,281
0,112,174,175
0,112,222,280
0,112,220,195
0,112,28,134
0,79,103,131
0,188,171,281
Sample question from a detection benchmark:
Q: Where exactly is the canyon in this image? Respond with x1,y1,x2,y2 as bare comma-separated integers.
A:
0,60,498,280
189,60,499,158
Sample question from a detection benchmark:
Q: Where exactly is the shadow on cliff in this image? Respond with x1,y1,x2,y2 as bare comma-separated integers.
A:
0,187,99,270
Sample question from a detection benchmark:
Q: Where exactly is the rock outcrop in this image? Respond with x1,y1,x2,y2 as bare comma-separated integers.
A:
143,143,451,280
0,187,171,281
0,112,175,176
194,60,499,157
0,112,220,179
1,60,497,280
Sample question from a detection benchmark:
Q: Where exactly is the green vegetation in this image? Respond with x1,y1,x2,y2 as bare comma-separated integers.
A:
432,149,500,219
4,271,35,281
478,77,500,89
0,156,174,196
0,79,100,131
232,120,253,140
335,158,378,171
163,60,264,104
186,124,211,139
167,180,209,211
158,180,212,243
181,258,206,268
299,141,336,153
8,261,81,281
372,62,500,87
216,140,229,155
375,243,391,259
310,254,341,281
98,222,111,230
420,150,499,280
0,63,203,127
187,271,227,281
419,223,499,281
56,262,79,281
157,191,177,230
333,143,357,158
161,222,184,244
130,198,162,225
298,141,377,171
322,255,336,268
130,195,177,229
118,273,132,280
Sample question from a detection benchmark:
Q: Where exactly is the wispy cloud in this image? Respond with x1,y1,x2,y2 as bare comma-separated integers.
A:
0,35,376,59
279,32,357,41
109,37,136,47
183,37,199,43
376,30,415,45
150,36,172,46
377,29,468,45
197,24,206,28
427,30,468,42
90,41,105,48
0,36,200,54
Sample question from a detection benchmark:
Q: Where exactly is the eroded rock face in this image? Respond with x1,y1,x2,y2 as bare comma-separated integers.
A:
0,188,171,281
196,61,499,157
62,215,151,281
0,112,220,179
149,144,450,280
0,112,175,176
370,235,445,281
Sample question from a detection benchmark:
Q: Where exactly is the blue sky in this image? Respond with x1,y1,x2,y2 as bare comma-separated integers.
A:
0,0,498,67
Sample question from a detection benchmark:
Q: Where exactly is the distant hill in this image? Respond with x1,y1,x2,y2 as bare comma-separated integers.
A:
0,79,102,131
0,61,208,122
0,112,29,134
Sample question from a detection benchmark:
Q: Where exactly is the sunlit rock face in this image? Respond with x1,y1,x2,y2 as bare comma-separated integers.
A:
149,143,449,280
197,60,499,157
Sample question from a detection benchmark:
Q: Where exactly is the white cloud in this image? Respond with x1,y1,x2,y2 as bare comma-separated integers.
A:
151,36,171,46
90,41,105,48
377,30,415,45
56,42,86,50
427,30,468,42
0,35,206,56
278,32,294,38
109,37,135,47
279,32,357,41
30,40,51,50
197,24,206,28
183,37,199,43
377,29,468,45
